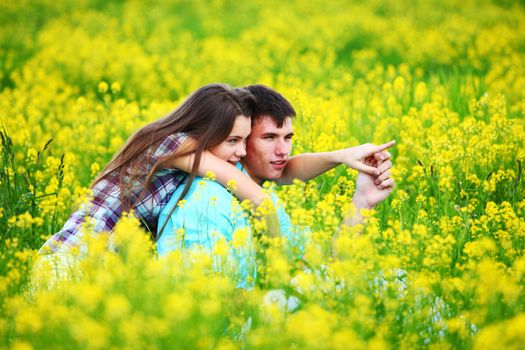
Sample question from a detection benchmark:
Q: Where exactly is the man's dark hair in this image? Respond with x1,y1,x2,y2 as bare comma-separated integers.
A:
244,85,296,127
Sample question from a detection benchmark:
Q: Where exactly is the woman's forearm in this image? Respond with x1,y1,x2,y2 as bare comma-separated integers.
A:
170,150,267,206
170,151,281,236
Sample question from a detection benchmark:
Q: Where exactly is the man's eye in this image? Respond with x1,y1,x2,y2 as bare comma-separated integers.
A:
263,136,274,140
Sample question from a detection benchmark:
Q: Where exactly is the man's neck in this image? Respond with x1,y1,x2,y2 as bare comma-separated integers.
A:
241,161,264,185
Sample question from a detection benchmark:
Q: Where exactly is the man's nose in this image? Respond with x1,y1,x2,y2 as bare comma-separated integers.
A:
275,139,290,156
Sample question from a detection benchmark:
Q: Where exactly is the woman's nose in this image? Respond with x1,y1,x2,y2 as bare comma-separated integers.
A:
236,144,247,157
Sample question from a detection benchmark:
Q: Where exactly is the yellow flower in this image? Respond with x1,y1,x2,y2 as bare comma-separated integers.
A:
213,237,230,258
11,341,34,350
104,294,131,320
110,81,121,93
204,171,216,181
231,227,250,249
90,162,100,177
226,179,237,192
98,81,109,93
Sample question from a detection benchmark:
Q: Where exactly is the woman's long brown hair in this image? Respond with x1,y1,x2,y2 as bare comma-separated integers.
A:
92,83,255,239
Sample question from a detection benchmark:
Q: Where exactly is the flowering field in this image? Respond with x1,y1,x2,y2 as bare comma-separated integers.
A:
1,0,525,349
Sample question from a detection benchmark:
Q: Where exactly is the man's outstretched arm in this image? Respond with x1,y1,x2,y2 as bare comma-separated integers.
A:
277,141,395,185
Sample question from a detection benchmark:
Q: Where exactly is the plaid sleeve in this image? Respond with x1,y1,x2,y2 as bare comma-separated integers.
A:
151,133,187,161
39,177,123,254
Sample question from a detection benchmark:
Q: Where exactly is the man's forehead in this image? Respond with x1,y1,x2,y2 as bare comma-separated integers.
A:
252,115,293,134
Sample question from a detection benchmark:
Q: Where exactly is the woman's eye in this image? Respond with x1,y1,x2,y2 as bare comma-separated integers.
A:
228,139,237,144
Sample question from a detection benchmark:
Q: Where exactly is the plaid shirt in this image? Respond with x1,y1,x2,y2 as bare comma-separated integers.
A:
40,133,187,254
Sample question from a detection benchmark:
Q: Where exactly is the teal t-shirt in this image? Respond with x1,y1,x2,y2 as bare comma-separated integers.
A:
157,164,304,288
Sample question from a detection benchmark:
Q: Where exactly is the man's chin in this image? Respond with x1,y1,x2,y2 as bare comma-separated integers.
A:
265,170,284,182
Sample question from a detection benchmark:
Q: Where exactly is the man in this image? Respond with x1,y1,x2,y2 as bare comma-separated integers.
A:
240,85,393,227
157,85,394,286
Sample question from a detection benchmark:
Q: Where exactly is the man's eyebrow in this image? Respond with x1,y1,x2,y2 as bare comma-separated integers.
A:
260,132,278,137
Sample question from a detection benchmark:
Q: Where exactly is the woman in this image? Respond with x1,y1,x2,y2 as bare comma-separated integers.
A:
40,83,267,254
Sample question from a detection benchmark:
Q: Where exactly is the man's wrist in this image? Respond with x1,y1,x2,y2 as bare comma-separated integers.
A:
352,193,373,210
331,148,347,165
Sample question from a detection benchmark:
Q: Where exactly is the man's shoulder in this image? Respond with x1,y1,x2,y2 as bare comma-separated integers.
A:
174,177,238,216
190,178,233,198
188,163,246,201
161,162,245,217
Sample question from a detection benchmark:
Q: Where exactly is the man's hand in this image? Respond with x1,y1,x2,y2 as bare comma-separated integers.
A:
335,157,395,254
336,140,395,177
341,158,394,229
353,158,394,209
